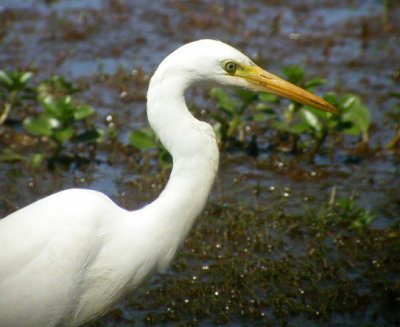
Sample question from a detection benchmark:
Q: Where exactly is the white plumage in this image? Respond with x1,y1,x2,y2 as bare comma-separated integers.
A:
0,40,337,327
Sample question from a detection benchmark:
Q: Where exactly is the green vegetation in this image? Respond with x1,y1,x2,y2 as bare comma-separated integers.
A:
210,66,371,153
0,72,103,167
1,66,372,164
0,70,34,126
129,128,172,168
23,76,102,165
130,66,372,157
210,87,259,145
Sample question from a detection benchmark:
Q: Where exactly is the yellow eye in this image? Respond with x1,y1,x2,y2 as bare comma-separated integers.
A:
224,61,237,74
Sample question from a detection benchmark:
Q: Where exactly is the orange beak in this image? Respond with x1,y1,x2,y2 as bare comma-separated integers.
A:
239,65,339,114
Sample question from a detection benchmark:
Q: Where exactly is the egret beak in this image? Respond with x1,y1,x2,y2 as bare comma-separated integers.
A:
240,65,339,114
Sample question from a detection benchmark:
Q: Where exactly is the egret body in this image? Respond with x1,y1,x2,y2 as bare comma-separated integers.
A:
0,40,338,327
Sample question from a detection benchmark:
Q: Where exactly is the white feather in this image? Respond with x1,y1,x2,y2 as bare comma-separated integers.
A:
0,39,254,326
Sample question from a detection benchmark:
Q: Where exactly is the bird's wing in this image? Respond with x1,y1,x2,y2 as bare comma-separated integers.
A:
0,189,106,279
0,189,119,326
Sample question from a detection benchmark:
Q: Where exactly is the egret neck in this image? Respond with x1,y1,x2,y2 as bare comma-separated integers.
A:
143,63,219,267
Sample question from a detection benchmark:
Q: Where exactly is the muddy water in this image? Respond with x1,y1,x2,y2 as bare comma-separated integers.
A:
1,0,399,326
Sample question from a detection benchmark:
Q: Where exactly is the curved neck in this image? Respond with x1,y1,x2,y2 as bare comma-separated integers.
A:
141,68,219,254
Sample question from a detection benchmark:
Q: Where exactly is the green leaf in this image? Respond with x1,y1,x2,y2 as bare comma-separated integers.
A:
337,198,355,211
55,128,74,143
282,66,304,85
210,87,239,114
37,75,80,98
41,95,78,121
340,95,356,109
255,103,277,115
59,96,76,119
19,72,33,85
305,77,327,89
51,75,80,94
0,70,13,88
350,211,375,229
41,95,61,118
61,95,73,107
258,93,279,103
29,153,45,167
235,89,257,103
211,113,228,126
255,103,269,111
73,104,94,120
339,94,371,139
288,123,310,134
303,105,332,119
271,120,290,132
323,92,339,108
213,122,223,141
74,129,102,143
158,149,172,168
129,130,157,150
252,113,269,122
23,116,59,136
299,108,323,132
0,148,25,162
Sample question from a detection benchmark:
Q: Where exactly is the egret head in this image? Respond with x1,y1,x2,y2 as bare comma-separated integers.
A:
154,39,338,114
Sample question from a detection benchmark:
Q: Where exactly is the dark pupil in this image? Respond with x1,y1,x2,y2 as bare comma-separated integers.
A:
226,62,236,72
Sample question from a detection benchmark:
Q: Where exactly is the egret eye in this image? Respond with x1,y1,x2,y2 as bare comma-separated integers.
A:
224,61,237,74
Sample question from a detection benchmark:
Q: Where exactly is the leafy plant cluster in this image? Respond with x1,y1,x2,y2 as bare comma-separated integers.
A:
210,66,371,152
129,128,172,168
1,66,374,168
0,70,34,126
0,71,102,167
130,66,372,159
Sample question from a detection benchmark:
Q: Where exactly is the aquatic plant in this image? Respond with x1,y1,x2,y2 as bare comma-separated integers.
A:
129,127,172,168
0,72,102,167
23,76,102,166
0,70,34,126
210,66,372,153
129,66,372,161
210,87,259,145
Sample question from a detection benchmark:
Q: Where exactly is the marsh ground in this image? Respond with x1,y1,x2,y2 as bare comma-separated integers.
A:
1,0,399,326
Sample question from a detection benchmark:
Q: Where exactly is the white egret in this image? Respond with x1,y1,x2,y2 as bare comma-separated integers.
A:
0,39,338,327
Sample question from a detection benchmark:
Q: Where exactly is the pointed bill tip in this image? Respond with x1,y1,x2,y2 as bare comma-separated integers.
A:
240,65,340,114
